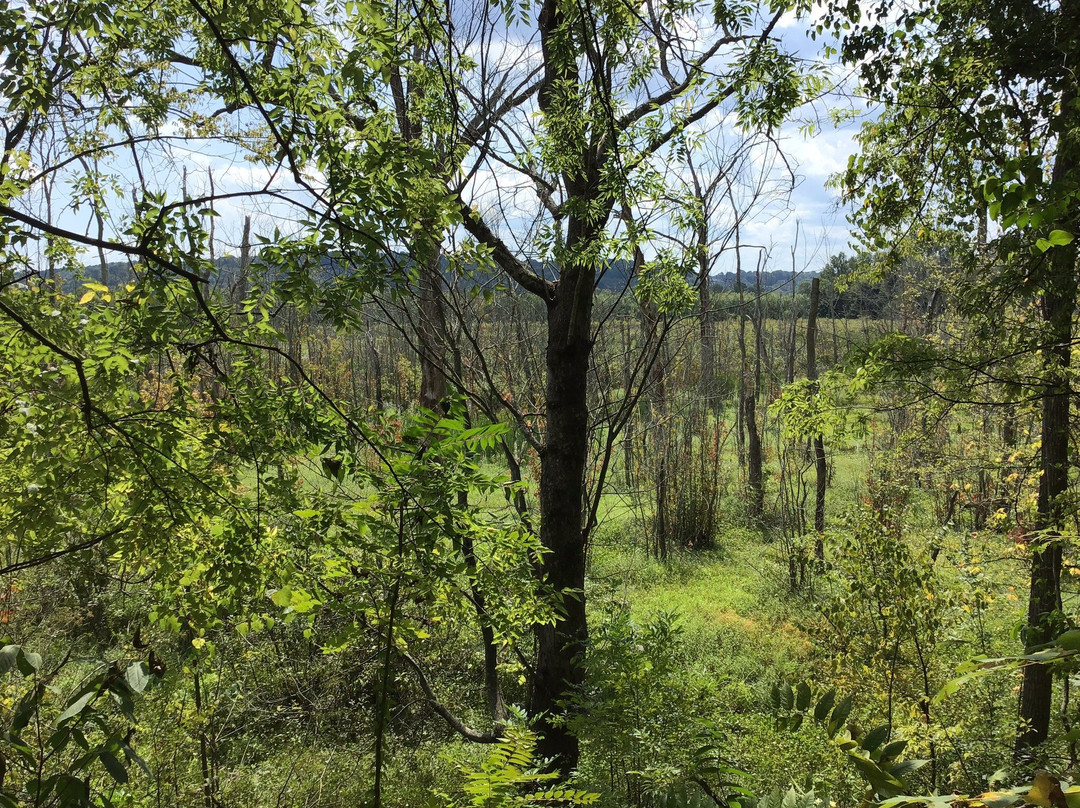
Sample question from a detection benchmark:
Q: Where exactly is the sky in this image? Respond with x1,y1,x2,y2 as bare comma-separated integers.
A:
25,1,871,279
451,1,874,278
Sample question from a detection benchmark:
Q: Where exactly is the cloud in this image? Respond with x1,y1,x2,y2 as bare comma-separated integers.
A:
779,126,856,180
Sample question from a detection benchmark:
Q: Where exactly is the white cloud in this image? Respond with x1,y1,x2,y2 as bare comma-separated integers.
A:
779,126,856,180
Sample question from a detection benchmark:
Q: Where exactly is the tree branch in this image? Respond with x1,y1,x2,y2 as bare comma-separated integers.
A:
615,34,741,130
457,200,555,299
0,526,124,576
398,651,502,743
0,296,99,430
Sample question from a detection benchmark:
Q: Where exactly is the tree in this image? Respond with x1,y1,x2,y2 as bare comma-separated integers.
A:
823,0,1080,758
0,2,533,799
436,0,816,772
1,0,820,783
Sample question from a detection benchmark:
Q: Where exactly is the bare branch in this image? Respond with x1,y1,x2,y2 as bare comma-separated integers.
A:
398,651,502,743
0,527,124,576
457,200,555,299
615,34,738,130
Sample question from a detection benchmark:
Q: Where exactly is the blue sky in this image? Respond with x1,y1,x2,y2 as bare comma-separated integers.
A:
26,2,869,279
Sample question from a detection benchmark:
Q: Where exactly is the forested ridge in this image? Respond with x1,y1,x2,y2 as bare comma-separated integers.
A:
1,0,1079,806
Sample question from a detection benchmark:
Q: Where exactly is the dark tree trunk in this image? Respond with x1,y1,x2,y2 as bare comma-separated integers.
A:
745,385,763,518
366,329,384,410
700,276,715,405
622,319,635,489
1002,405,1017,447
642,286,669,559
808,278,826,552
785,275,797,385
1016,247,1075,754
417,244,448,411
745,260,764,518
458,492,508,727
1016,83,1078,759
698,218,716,407
736,246,747,469
530,244,595,774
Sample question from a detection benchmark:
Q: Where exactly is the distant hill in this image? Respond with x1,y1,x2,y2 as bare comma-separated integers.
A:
67,257,243,294
708,269,816,292
76,254,633,293
76,256,813,295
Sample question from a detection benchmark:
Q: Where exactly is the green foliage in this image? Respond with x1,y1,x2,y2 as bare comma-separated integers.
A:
770,684,925,799
5,0,1073,801
771,371,866,445
270,403,554,660
648,407,729,555
568,609,725,805
753,786,823,808
817,502,944,674
875,770,1080,808
0,645,155,808
443,724,598,807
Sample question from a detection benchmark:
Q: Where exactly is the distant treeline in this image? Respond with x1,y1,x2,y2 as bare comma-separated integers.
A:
73,251,909,321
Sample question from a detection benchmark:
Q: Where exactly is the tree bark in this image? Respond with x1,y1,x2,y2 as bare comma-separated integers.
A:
745,383,763,518
698,218,716,407
808,278,826,553
745,258,764,517
736,240,747,469
417,245,449,411
1015,81,1078,758
530,249,594,772
700,273,715,405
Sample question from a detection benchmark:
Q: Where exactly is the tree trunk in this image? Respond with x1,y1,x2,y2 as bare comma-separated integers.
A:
698,216,716,407
530,252,594,774
417,244,449,411
745,385,763,518
785,275,797,385
808,278,826,553
736,244,747,469
1015,248,1075,753
1016,82,1078,759
366,329,384,410
700,274,715,406
642,291,669,559
746,258,764,517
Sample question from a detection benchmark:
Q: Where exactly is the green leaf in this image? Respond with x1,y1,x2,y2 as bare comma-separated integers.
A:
890,759,928,777
847,752,904,797
54,775,88,807
17,650,42,675
978,792,1025,808
99,751,128,783
827,695,852,737
933,670,989,705
795,682,811,712
879,739,907,763
813,689,836,723
861,724,890,755
1048,229,1073,246
57,690,96,725
0,645,22,674
12,696,37,731
124,662,151,694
